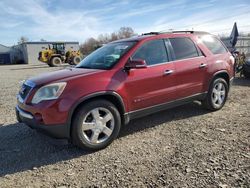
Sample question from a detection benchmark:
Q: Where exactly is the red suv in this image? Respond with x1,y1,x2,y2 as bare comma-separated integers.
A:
16,31,234,150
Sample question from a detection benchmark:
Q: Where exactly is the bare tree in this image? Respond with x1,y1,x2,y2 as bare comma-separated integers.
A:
98,33,111,44
80,27,136,55
117,27,136,39
111,32,119,41
18,36,29,44
80,37,100,55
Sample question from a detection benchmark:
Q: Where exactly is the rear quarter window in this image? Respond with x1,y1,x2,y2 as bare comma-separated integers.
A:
201,35,227,54
169,37,200,60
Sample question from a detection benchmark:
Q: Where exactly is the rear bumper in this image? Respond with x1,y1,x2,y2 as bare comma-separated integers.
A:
16,106,70,139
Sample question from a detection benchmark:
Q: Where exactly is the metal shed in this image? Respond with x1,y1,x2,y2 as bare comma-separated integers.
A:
0,44,23,64
0,44,11,64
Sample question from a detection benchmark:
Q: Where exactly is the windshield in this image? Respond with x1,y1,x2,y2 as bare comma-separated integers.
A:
76,41,136,70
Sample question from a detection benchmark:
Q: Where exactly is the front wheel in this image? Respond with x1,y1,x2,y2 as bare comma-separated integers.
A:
71,56,81,65
71,100,121,150
202,78,228,111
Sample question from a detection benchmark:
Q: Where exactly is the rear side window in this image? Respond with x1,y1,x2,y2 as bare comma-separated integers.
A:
169,38,199,60
201,35,227,54
132,40,168,65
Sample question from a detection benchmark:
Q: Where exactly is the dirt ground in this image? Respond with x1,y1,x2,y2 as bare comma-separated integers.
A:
0,64,249,188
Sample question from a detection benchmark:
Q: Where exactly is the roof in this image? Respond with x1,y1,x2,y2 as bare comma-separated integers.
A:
0,44,11,53
0,44,11,49
112,30,212,43
142,30,210,35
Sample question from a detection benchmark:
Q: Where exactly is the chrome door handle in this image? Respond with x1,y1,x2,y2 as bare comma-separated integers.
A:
164,70,174,75
199,63,207,68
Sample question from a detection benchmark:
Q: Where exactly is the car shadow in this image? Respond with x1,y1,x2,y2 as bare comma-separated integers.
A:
233,77,250,87
0,102,208,177
119,102,208,138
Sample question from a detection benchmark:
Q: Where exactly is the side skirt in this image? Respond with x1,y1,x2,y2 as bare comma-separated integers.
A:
124,92,207,123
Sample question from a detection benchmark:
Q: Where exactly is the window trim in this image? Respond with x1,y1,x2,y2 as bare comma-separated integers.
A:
168,37,203,61
130,37,206,68
131,39,170,66
164,39,175,61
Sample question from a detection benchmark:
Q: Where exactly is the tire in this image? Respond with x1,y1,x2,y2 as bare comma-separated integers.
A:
71,56,81,65
202,78,228,111
47,62,53,67
71,100,121,150
50,57,62,67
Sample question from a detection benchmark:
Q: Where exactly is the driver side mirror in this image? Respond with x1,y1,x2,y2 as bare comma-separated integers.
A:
125,59,147,70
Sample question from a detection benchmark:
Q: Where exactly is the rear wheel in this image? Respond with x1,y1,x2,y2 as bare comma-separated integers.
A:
202,78,228,111
71,100,121,150
50,57,62,67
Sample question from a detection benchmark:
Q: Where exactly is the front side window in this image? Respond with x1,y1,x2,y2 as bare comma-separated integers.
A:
169,38,199,60
76,41,136,70
132,40,168,65
201,35,227,54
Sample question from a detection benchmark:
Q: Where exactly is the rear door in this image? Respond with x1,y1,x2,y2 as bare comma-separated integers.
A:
167,37,207,99
123,39,177,111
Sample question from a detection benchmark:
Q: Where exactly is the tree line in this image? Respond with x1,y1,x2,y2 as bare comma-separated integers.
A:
79,27,136,55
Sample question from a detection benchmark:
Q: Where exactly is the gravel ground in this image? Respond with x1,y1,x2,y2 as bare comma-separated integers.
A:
0,64,249,188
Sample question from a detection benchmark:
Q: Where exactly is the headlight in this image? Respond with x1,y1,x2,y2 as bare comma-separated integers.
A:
19,80,25,89
31,82,67,104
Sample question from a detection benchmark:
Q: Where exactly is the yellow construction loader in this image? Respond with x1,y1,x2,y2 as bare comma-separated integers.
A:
38,42,82,67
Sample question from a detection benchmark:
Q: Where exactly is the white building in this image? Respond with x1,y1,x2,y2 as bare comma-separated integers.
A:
0,41,79,64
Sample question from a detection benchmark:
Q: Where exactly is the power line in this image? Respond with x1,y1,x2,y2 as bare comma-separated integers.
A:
186,11,250,28
160,11,250,32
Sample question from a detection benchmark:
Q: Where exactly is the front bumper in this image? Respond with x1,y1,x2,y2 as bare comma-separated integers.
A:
16,106,70,139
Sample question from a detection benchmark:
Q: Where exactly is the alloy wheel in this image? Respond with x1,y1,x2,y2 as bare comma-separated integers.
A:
212,82,226,108
81,107,115,144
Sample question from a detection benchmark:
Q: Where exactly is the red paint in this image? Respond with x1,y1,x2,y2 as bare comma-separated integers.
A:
17,32,234,126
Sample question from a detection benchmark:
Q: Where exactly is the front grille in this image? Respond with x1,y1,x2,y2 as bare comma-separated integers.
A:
19,84,32,100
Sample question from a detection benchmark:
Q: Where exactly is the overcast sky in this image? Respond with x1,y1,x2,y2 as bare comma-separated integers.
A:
0,0,250,46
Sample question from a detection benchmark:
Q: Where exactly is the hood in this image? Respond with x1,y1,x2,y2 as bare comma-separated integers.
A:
29,67,102,86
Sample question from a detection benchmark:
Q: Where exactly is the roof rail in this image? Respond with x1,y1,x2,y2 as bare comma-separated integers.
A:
172,30,194,33
142,32,161,35
172,30,210,35
141,30,210,36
